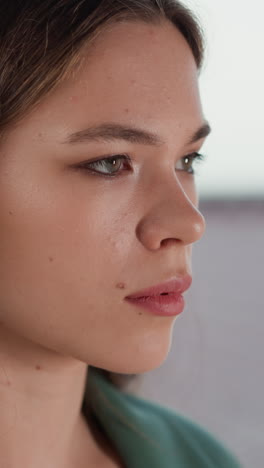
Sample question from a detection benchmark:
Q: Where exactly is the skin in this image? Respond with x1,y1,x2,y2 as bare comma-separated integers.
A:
0,18,208,468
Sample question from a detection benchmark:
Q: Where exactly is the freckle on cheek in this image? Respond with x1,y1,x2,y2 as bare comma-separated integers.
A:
48,256,54,262
35,365,42,370
116,282,126,290
8,211,13,215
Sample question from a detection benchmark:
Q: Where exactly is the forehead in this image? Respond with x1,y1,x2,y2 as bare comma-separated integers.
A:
22,19,204,144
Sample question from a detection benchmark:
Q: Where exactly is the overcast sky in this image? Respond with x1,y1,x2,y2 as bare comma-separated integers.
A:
181,0,264,199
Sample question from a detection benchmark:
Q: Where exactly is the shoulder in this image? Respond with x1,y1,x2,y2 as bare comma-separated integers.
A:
124,392,242,468
87,367,242,467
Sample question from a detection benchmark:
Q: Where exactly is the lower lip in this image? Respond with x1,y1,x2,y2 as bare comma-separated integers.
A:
125,293,185,316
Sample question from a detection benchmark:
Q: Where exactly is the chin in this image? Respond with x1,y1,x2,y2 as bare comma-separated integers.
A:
96,345,172,376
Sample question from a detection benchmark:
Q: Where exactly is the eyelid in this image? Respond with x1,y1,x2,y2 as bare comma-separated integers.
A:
77,150,202,166
76,153,132,166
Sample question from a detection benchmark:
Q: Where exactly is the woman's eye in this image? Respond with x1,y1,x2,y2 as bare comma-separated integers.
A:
75,152,205,177
175,152,205,174
76,154,132,177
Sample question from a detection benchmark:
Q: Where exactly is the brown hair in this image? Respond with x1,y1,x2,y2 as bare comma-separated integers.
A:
0,0,205,393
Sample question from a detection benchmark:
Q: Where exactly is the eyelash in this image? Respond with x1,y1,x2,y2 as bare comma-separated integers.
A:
75,152,206,177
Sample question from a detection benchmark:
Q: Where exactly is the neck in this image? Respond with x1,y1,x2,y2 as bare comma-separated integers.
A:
0,325,105,468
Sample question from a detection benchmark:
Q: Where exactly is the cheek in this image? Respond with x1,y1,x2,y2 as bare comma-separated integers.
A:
0,174,130,343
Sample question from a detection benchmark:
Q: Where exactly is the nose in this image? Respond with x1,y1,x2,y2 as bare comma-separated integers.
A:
136,174,206,251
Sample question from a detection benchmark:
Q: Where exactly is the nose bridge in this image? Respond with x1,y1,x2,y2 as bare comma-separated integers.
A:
136,171,206,249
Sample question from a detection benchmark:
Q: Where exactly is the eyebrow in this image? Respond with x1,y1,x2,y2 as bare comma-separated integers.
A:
63,121,211,146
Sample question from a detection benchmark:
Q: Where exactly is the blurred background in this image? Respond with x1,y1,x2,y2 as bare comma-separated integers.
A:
134,1,264,467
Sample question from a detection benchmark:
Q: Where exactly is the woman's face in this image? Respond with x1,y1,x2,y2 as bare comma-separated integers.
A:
0,19,208,374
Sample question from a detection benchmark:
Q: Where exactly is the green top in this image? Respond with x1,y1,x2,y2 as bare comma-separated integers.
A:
86,366,242,468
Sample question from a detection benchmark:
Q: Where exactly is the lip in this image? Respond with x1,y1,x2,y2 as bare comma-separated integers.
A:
124,275,192,317
125,293,185,316
125,275,192,299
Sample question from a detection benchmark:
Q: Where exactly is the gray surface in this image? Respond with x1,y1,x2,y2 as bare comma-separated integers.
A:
137,200,264,468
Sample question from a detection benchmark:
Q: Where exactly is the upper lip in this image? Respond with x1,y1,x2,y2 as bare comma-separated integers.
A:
125,275,192,299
